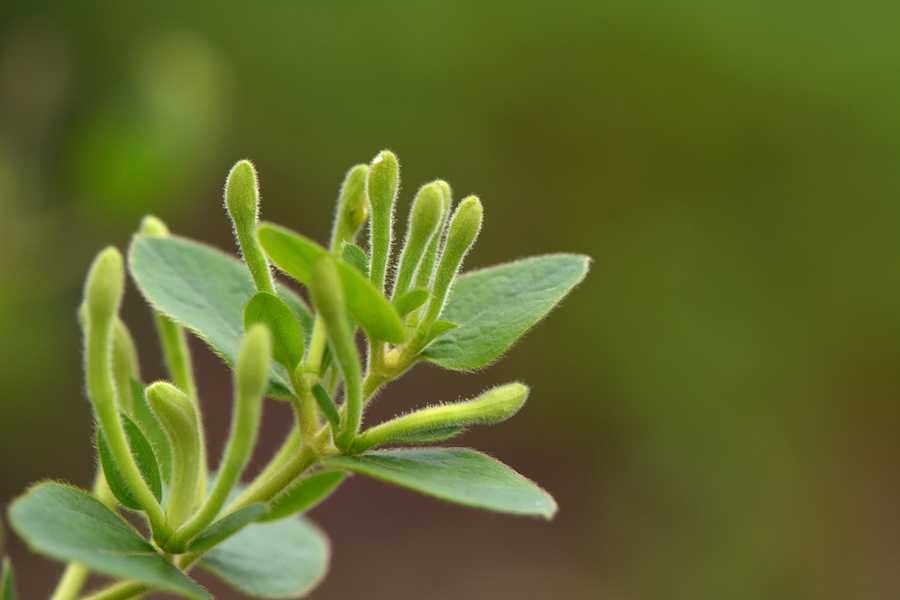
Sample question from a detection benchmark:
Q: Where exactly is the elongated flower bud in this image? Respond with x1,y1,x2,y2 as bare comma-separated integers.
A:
352,382,528,452
225,159,275,294
412,180,451,292
308,255,363,451
84,247,125,324
366,150,399,292
330,164,370,249
392,181,444,299
111,319,141,416
83,248,168,539
169,325,270,550
146,381,201,530
422,195,483,326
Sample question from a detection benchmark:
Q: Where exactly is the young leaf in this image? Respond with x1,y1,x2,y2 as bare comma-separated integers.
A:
423,254,590,370
130,378,173,484
8,482,210,599
424,319,459,345
129,235,312,397
1,558,15,600
258,223,405,343
393,287,429,317
352,383,527,452
340,242,369,277
97,414,163,510
311,384,340,432
325,447,557,519
244,292,305,370
262,471,347,522
201,516,330,599
187,504,268,553
376,425,465,445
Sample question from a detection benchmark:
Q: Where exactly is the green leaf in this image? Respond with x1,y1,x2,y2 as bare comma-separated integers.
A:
130,378,172,484
7,483,210,599
129,235,312,397
258,223,405,343
97,413,163,511
244,292,305,370
311,384,340,432
1,558,15,600
187,504,268,553
424,319,459,345
423,254,590,370
340,242,369,277
201,515,330,598
384,425,466,445
263,471,347,522
393,287,429,317
325,448,557,519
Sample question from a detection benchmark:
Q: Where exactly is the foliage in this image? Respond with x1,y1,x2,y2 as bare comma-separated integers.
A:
5,152,588,598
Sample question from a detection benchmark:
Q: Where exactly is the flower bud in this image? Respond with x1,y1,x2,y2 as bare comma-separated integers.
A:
139,215,170,237
392,181,444,299
236,323,272,401
352,382,528,452
422,195,483,326
225,159,275,294
366,150,399,292
330,164,370,248
84,247,125,325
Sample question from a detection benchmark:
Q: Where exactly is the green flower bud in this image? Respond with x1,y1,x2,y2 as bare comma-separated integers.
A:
139,215,170,237
225,159,275,294
422,195,483,326
236,323,272,401
352,382,528,452
309,255,363,451
111,319,141,416
330,164,370,249
366,150,399,292
84,247,125,325
169,324,270,550
146,381,201,530
392,181,444,299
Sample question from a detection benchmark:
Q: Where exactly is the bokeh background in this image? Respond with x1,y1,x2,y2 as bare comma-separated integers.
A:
2,2,900,598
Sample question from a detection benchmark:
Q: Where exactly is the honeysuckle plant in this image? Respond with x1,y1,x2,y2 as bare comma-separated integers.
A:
3,151,589,599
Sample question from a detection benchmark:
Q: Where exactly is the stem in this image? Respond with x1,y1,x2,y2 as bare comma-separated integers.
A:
50,564,88,600
81,581,146,600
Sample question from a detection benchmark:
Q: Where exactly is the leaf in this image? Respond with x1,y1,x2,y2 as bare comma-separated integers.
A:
187,504,268,553
393,287,429,317
423,254,590,370
262,471,347,522
201,515,330,598
130,378,173,484
258,223,405,343
424,319,459,345
325,447,557,519
311,384,340,431
97,413,163,511
129,235,312,397
385,425,466,445
340,242,369,277
1,558,15,600
244,292,305,370
7,483,210,599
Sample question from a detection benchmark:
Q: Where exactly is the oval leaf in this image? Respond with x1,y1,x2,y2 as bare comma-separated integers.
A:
7,482,210,599
187,504,268,553
129,235,312,397
97,413,163,510
258,223,405,343
263,471,347,522
201,516,330,598
325,447,556,519
423,254,590,370
393,287,429,317
244,292,305,370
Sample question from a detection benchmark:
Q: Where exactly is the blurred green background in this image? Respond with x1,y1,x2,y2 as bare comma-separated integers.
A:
2,1,900,598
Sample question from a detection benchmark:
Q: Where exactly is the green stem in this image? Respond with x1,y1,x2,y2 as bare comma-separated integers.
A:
81,580,146,600
50,564,88,600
